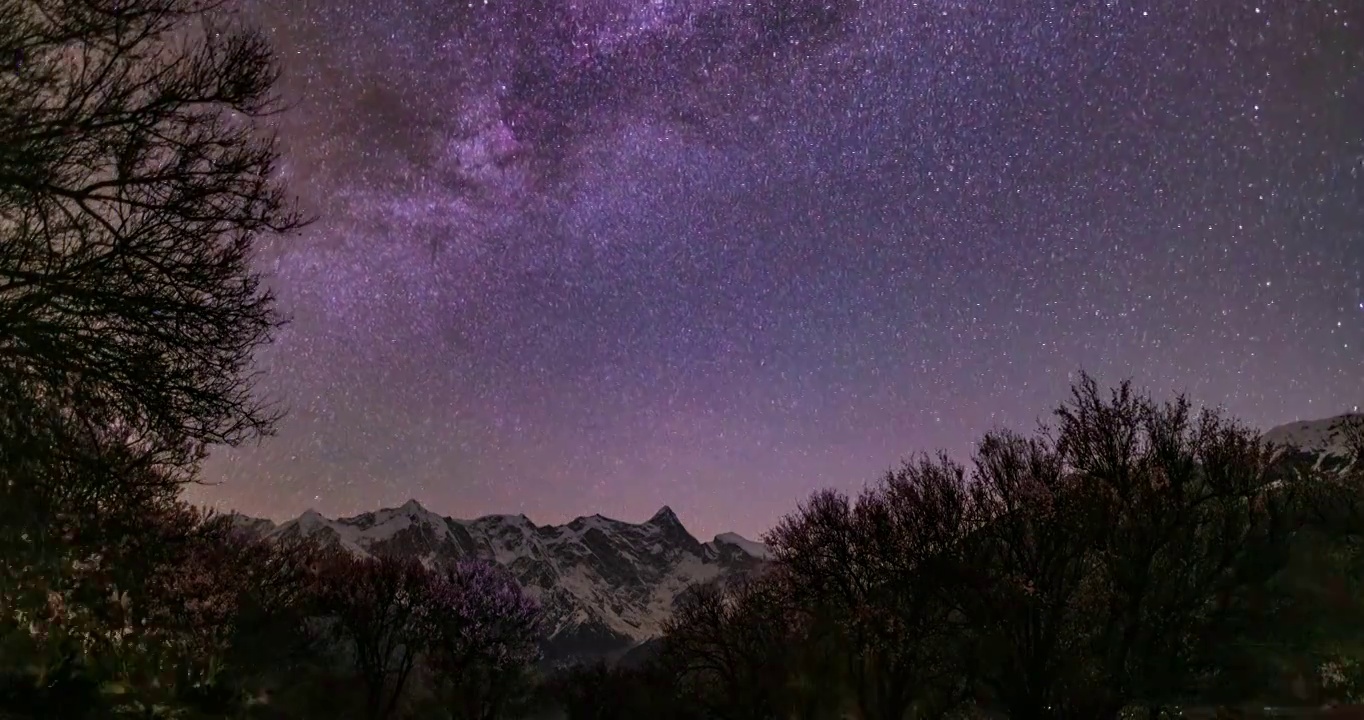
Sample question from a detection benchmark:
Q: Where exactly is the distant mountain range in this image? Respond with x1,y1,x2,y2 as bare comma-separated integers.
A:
228,413,1359,663
230,501,770,661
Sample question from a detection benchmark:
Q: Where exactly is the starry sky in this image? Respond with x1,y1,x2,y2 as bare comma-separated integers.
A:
190,0,1364,541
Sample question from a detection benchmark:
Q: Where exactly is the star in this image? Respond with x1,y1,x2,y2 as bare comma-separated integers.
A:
190,0,1364,540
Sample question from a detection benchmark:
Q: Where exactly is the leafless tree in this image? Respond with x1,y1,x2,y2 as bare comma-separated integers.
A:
949,428,1100,720
659,572,805,720
313,554,432,720
766,455,975,720
957,375,1314,720
0,0,308,472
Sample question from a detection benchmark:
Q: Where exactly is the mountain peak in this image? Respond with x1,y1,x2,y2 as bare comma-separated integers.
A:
1263,413,1360,476
234,500,768,661
648,505,680,525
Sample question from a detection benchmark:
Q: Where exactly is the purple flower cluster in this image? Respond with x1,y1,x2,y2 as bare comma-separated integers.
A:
423,559,542,672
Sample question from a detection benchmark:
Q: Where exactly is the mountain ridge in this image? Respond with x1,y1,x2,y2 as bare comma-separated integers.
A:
230,500,770,661
1264,412,1360,475
225,413,1359,662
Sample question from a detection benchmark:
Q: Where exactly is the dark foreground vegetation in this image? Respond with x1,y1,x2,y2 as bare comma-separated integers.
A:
623,383,1364,720
2,0,1363,718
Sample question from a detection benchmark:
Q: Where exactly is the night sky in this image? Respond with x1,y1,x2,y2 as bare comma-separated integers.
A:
191,0,1364,540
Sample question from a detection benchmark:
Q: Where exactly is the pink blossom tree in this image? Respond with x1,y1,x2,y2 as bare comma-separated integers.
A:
423,559,542,720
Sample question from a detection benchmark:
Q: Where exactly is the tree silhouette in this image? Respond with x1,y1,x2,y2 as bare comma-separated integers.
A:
659,573,802,720
766,456,975,720
950,427,1105,720
0,0,307,471
425,559,542,720
0,3,304,711
954,375,1324,719
315,554,431,720
0,386,195,716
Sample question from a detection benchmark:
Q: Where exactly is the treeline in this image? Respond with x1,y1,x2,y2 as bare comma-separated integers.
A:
1,455,544,719
551,385,1364,720
1,378,545,718
5,376,1363,719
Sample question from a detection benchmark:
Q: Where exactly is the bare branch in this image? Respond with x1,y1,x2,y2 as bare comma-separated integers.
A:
0,0,310,470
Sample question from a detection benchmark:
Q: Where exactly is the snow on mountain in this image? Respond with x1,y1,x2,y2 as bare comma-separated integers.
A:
713,532,773,560
228,514,277,537
1264,413,1361,474
237,501,769,661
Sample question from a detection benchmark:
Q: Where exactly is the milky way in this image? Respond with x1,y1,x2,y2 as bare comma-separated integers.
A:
191,0,1364,539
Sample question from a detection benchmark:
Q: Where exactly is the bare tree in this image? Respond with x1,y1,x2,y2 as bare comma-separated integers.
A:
766,455,975,720
1059,379,1303,711
1230,413,1364,704
955,375,1319,720
0,0,307,469
659,572,804,720
314,555,432,720
948,429,1099,720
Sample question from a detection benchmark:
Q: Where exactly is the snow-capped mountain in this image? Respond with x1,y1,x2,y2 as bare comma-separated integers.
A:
233,501,769,660
1265,413,1361,475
